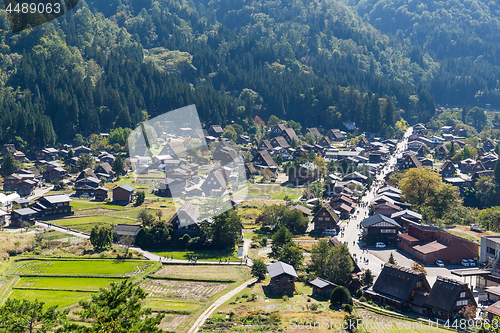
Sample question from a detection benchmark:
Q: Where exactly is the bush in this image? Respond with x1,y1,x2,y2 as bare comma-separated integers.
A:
385,305,391,310
310,303,319,311
343,304,353,314
247,293,257,302
359,296,367,302
354,289,362,298
282,295,289,301
330,286,353,306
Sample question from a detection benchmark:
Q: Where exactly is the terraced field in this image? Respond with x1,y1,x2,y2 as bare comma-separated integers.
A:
14,260,153,277
142,279,228,300
14,277,124,291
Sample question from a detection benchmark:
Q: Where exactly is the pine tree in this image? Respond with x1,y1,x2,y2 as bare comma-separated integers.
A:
388,252,397,265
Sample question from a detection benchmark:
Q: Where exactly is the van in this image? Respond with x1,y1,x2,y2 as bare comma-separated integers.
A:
376,242,386,248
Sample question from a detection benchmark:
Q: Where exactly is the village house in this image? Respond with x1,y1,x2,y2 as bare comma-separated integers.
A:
94,162,115,181
251,150,277,170
373,201,402,217
168,201,202,237
287,162,318,184
114,224,142,242
75,177,101,197
32,194,72,216
17,179,37,196
10,208,38,227
157,178,186,197
361,214,401,245
326,129,345,141
398,224,478,264
36,147,59,161
424,277,476,320
94,187,109,201
159,142,186,160
282,128,300,144
270,124,288,138
440,160,457,178
258,140,273,151
391,209,422,233
364,264,431,312
268,261,298,294
208,125,224,137
270,136,290,150
312,204,340,232
305,128,321,137
112,185,136,204
399,153,422,170
201,169,227,196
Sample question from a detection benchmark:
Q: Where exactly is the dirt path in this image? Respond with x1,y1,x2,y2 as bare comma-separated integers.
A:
187,277,257,333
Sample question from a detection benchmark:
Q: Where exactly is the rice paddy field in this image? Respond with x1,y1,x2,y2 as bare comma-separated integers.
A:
13,259,154,277
0,258,253,333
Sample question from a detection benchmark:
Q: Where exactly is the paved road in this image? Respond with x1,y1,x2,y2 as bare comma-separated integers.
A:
337,126,413,276
187,278,258,333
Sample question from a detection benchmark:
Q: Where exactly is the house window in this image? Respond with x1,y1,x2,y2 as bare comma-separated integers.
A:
457,300,468,306
325,217,330,221
416,281,422,288
433,253,439,257
460,292,466,298
318,217,323,221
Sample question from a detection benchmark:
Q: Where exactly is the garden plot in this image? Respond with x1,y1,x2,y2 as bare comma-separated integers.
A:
142,279,228,300
154,265,250,281
157,314,189,332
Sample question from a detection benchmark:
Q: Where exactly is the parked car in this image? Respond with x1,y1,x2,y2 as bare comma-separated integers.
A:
461,259,470,266
436,260,445,267
468,259,476,266
376,242,386,248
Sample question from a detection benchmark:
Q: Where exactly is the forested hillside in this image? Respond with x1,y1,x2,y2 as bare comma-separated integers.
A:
352,0,500,107
1,0,484,150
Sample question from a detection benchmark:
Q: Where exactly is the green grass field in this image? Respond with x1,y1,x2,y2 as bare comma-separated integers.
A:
14,260,153,277
15,277,124,291
9,289,91,308
150,249,240,262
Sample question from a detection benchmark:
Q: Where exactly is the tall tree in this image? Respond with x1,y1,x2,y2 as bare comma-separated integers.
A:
210,209,242,250
90,225,113,251
271,226,293,259
0,298,68,333
2,152,18,176
75,281,164,333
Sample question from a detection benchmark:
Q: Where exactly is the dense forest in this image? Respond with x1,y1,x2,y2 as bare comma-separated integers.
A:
352,0,500,107
0,0,496,149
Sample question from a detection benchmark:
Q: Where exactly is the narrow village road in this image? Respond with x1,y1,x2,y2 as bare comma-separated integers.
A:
187,277,258,333
338,126,413,276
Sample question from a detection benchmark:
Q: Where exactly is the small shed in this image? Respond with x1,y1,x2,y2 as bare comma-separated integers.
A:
310,278,337,298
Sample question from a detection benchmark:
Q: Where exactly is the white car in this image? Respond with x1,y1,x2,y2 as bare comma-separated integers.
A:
468,259,475,266
376,242,386,248
461,259,470,266
436,260,444,267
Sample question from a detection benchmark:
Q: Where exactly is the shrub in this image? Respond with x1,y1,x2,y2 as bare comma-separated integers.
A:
330,286,353,306
385,305,391,310
343,304,353,314
282,295,289,301
359,296,367,302
241,294,248,298
247,293,257,302
310,303,319,311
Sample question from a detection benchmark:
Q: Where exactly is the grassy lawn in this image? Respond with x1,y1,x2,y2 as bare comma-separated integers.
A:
15,277,124,291
9,289,91,309
14,260,154,277
154,265,250,281
150,249,240,262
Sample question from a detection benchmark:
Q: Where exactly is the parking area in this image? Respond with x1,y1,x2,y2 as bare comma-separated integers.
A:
368,247,478,287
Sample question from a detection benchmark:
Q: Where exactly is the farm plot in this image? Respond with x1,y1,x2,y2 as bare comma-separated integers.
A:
14,260,154,277
142,279,229,300
15,277,124,291
9,289,91,309
145,299,201,313
154,265,250,282
157,314,190,332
